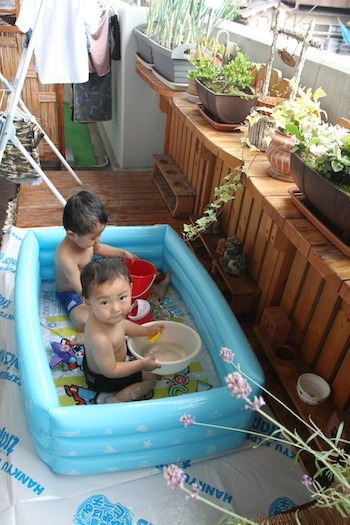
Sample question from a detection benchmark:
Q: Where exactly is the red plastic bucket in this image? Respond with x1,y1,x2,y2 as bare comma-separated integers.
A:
125,259,156,300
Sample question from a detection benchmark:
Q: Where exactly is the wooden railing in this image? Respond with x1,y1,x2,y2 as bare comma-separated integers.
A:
136,64,350,419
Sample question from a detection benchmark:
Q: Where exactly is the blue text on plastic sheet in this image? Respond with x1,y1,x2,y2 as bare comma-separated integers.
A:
0,252,17,274
0,350,20,385
247,416,296,460
74,495,153,525
0,428,45,495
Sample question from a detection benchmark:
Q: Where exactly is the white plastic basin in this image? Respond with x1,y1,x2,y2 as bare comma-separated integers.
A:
128,320,202,375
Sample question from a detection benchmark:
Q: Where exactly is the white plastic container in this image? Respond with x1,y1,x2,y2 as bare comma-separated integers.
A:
128,320,202,375
296,373,331,405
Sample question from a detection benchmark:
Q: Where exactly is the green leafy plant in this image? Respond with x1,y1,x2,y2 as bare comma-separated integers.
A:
247,84,327,150
183,170,242,241
194,49,256,96
292,122,350,192
145,0,241,50
183,135,262,242
163,348,350,524
187,35,231,79
267,84,326,139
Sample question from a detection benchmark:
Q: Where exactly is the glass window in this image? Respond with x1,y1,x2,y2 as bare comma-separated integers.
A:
314,24,329,32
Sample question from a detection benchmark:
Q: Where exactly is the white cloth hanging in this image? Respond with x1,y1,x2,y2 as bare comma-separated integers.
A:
16,0,102,84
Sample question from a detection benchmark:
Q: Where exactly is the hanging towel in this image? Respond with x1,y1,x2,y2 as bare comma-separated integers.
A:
16,0,101,84
89,11,110,76
0,116,44,186
110,14,121,61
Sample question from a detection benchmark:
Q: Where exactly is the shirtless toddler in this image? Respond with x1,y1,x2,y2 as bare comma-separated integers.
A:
80,257,163,403
54,190,137,331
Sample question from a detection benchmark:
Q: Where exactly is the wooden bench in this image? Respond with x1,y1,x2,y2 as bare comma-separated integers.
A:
151,154,196,218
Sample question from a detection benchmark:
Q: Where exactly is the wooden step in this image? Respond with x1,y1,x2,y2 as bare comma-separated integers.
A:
151,154,196,218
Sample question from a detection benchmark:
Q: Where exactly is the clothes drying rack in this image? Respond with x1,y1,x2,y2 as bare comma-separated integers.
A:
0,0,83,207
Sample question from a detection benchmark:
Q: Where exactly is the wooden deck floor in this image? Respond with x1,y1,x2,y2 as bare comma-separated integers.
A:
15,170,185,232
0,177,18,242
5,169,350,524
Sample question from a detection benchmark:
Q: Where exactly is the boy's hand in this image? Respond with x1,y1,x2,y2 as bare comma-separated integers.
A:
147,324,164,338
142,355,161,371
123,250,139,262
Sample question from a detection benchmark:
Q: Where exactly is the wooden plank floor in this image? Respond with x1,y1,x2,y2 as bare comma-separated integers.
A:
15,170,185,232
8,169,350,524
0,178,18,243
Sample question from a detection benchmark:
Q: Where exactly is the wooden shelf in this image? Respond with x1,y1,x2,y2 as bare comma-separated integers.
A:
253,324,335,452
191,225,261,317
151,154,196,218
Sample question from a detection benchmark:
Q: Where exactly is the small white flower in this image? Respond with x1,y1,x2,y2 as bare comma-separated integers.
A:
309,144,328,156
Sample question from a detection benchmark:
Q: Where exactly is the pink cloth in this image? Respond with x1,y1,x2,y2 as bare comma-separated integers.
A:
89,11,110,77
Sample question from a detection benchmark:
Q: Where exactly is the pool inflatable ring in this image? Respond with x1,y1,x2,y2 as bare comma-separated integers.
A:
15,225,264,475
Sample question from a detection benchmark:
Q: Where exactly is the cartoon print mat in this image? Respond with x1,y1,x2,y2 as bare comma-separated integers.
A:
39,281,221,406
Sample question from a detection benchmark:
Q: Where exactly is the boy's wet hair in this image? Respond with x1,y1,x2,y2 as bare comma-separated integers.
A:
63,190,108,236
81,257,131,299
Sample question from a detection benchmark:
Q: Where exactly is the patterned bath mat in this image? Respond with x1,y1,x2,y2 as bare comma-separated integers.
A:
40,281,221,406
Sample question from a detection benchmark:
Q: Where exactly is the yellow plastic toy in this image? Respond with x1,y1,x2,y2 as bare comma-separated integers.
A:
147,331,162,344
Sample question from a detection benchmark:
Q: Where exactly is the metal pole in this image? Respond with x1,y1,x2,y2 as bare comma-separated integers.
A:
0,72,83,186
0,0,48,161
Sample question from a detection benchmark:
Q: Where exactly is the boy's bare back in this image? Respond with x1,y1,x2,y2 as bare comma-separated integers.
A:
54,236,94,293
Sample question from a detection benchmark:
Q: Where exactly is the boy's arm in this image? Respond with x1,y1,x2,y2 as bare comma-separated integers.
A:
91,335,159,377
125,320,164,338
93,243,138,262
58,256,83,295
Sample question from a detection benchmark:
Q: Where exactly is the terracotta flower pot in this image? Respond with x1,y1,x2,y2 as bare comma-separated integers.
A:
258,96,285,110
290,152,350,242
265,130,296,182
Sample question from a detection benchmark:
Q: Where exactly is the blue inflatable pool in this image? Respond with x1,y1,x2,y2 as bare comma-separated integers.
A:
15,225,264,475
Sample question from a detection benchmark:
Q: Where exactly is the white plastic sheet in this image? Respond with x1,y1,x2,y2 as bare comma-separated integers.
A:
0,227,311,525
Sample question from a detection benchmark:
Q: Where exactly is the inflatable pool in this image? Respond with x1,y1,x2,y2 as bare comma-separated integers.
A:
15,225,264,475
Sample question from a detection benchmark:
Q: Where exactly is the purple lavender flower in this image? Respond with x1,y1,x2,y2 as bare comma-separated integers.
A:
302,474,313,487
186,482,200,500
225,372,252,399
245,395,266,411
219,347,235,363
180,414,196,427
163,464,185,490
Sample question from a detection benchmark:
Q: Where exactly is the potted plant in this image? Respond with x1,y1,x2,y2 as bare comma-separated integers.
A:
133,0,163,65
194,49,258,124
290,121,350,242
263,85,327,182
186,35,230,100
134,0,240,84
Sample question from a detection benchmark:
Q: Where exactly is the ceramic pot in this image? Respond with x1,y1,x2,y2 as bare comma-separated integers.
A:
265,130,296,182
290,152,350,242
195,79,257,124
257,96,285,110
